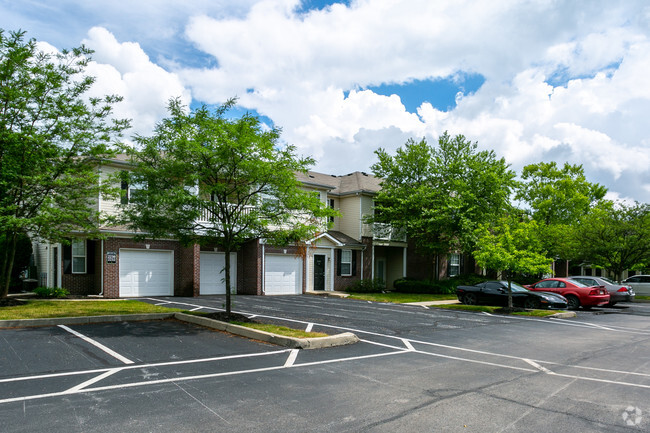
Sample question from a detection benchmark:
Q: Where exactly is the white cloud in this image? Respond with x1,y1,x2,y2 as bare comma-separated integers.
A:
81,27,191,138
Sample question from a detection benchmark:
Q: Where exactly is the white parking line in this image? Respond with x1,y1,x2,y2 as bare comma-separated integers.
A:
58,325,134,365
305,323,314,332
284,349,299,367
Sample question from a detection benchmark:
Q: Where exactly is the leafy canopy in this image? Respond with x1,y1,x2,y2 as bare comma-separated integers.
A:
0,29,128,297
473,213,552,307
572,201,650,281
120,98,336,312
371,132,516,255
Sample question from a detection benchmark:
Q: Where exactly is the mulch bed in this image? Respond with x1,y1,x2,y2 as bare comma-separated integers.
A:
0,298,27,307
202,312,259,323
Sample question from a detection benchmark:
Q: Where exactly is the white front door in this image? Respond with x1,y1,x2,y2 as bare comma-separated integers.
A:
200,252,237,295
264,254,302,295
119,249,173,297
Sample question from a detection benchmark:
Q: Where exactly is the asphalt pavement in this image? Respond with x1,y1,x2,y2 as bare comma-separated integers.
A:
1,295,648,432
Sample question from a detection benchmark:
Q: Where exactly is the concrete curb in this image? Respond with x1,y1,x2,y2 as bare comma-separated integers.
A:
174,313,359,349
549,311,577,318
305,291,350,298
0,313,175,329
406,300,460,306
0,312,359,350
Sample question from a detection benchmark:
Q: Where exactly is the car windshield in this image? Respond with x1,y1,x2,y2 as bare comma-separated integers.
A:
600,277,615,284
570,280,589,287
502,282,528,292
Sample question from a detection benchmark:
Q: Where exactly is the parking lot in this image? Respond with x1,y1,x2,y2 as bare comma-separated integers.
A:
1,296,649,432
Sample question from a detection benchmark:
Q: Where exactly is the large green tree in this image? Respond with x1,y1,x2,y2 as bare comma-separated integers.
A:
120,98,336,314
573,201,650,281
0,29,129,298
371,132,516,260
515,162,607,261
474,213,552,308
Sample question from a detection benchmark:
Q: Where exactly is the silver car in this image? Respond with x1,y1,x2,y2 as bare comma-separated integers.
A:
568,276,635,306
622,275,650,296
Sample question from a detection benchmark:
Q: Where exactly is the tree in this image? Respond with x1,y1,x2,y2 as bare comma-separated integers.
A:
371,132,516,259
573,201,650,281
0,29,129,298
473,213,552,308
120,98,336,314
515,162,607,261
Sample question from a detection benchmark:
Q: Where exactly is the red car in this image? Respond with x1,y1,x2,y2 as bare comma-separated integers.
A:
526,278,610,310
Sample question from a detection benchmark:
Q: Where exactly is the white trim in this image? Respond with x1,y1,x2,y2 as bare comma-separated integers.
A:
340,249,352,276
71,239,87,274
403,246,407,278
307,232,344,246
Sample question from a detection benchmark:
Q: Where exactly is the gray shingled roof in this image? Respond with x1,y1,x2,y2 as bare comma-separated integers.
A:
297,170,382,195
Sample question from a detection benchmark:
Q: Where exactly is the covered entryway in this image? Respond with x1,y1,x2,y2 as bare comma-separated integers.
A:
200,252,237,295
119,249,173,297
264,254,302,295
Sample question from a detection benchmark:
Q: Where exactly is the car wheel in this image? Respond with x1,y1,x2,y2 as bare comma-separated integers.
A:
566,295,580,310
463,293,478,305
524,297,540,309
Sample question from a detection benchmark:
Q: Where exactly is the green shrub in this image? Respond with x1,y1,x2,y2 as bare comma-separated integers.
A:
345,278,386,293
394,274,489,294
33,286,70,298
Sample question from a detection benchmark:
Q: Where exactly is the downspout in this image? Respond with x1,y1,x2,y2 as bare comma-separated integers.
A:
330,246,335,291
403,246,407,278
99,239,104,297
261,241,265,295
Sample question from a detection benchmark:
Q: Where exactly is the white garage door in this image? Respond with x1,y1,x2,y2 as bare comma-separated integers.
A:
200,252,237,295
119,249,173,297
264,254,302,295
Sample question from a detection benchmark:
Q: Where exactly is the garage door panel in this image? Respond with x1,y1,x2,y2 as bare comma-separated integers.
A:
200,252,237,295
119,250,173,297
264,255,302,295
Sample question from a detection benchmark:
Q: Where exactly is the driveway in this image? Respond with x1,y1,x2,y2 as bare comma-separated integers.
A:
1,295,648,432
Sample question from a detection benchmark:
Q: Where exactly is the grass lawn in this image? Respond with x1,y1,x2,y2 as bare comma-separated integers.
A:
635,295,650,301
231,322,328,338
0,300,186,320
432,304,563,317
346,292,458,303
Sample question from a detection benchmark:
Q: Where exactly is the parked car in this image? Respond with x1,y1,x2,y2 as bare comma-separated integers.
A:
456,280,568,309
568,276,635,306
621,275,650,296
526,278,609,310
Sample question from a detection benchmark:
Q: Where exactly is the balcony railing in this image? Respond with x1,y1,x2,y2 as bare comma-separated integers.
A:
372,223,406,242
198,202,255,222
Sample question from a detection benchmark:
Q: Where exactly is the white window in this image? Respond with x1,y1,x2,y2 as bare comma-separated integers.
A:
72,239,86,274
341,249,352,276
449,253,460,277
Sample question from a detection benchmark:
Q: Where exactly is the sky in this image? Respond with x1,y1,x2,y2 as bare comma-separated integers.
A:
2,0,650,204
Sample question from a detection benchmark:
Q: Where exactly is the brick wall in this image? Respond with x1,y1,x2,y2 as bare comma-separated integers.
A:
61,240,101,296
102,238,197,298
240,239,262,295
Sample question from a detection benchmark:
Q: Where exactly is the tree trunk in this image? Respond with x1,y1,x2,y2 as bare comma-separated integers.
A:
0,231,18,298
506,273,513,309
224,248,231,314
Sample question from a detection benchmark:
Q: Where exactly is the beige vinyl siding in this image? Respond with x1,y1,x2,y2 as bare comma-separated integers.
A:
360,195,374,238
328,196,340,231
99,164,124,217
338,196,361,239
33,240,49,286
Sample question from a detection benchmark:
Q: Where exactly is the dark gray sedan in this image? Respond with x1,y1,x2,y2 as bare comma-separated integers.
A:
568,276,635,306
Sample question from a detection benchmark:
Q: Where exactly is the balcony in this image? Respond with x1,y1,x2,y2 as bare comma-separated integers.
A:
372,223,406,242
197,202,255,223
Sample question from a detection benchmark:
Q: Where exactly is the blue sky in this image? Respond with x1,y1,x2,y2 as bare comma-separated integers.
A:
1,0,650,204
